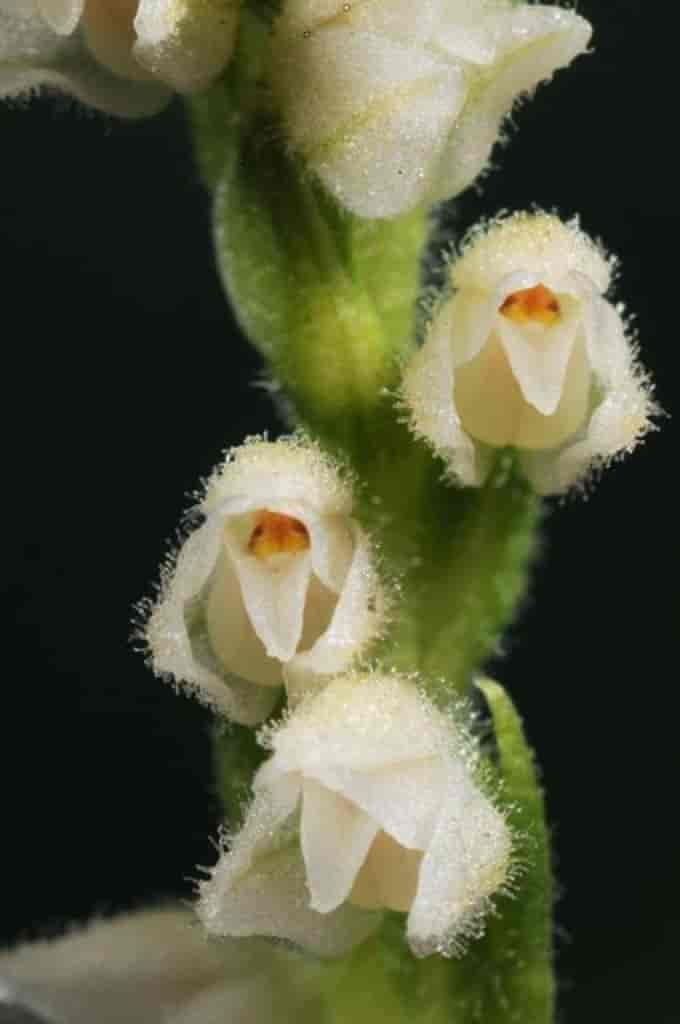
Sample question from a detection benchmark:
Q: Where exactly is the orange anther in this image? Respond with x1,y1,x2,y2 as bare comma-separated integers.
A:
500,283,561,326
248,510,310,559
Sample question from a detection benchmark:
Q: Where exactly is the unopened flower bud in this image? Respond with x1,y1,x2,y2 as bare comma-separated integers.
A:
198,673,512,958
271,0,591,218
402,212,655,494
145,438,384,726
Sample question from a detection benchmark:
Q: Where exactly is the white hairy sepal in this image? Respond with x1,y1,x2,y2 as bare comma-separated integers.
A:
402,212,655,494
134,0,239,92
271,0,591,218
145,437,384,726
197,673,512,958
0,3,167,115
0,0,236,114
0,907,309,1024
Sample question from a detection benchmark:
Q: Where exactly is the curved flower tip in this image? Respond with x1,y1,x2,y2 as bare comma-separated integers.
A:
133,0,240,93
402,212,656,495
0,907,316,1023
197,673,512,958
145,437,384,726
271,0,591,219
0,0,237,115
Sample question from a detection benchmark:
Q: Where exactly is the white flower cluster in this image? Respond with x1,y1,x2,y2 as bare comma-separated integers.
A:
0,0,238,114
145,440,512,956
5,0,652,978
402,212,655,494
143,214,654,955
1,0,591,218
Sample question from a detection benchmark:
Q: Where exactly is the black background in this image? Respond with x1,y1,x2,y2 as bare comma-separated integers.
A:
1,2,677,1021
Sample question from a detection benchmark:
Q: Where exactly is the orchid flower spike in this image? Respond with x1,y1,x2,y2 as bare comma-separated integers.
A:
198,673,512,958
145,437,384,726
0,0,238,115
271,0,591,219
402,212,656,494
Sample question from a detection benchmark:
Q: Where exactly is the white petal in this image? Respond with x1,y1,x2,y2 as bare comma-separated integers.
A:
204,439,353,522
451,215,612,296
226,536,313,663
408,763,511,956
402,315,481,486
199,842,379,958
428,7,592,202
147,517,279,724
520,299,654,493
306,514,354,593
197,778,378,957
134,0,238,93
311,757,444,850
38,0,83,34
0,9,169,115
453,327,592,451
447,289,497,368
300,779,379,913
494,297,581,416
584,294,636,390
269,675,454,778
205,550,285,688
0,909,238,1024
525,377,652,495
285,523,382,699
273,26,468,218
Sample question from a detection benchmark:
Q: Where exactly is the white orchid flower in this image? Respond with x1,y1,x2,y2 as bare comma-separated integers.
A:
0,0,237,115
146,438,384,726
198,674,512,958
402,212,655,494
0,907,318,1023
271,0,591,219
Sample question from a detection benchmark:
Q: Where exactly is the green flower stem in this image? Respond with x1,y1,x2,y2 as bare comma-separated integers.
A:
354,435,540,696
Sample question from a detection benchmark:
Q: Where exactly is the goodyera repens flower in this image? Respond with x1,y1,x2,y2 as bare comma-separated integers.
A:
272,0,591,219
0,0,238,115
146,438,383,726
198,674,512,958
402,212,655,494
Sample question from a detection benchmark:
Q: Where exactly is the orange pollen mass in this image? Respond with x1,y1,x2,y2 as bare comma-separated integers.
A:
248,510,310,559
499,284,561,326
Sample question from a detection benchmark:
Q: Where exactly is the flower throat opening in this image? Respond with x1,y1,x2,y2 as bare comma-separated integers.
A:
500,283,561,326
248,510,310,559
